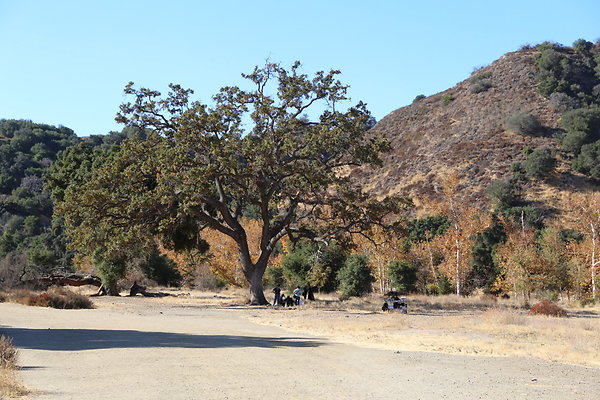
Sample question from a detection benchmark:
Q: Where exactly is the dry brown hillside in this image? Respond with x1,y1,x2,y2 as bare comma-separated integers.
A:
354,48,599,214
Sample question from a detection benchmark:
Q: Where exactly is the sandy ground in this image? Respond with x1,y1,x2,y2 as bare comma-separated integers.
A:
1,296,599,400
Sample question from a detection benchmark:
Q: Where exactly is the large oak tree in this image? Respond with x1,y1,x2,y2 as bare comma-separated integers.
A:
54,63,410,303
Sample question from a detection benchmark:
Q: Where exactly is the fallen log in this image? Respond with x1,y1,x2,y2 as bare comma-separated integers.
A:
39,274,102,287
129,281,170,297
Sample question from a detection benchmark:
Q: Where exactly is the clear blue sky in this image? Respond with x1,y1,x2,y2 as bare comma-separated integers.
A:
1,0,599,137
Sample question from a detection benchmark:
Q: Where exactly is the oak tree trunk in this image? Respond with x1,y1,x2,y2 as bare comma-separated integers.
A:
244,260,269,305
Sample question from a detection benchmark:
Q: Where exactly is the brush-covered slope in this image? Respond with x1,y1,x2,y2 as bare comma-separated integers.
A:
354,46,600,211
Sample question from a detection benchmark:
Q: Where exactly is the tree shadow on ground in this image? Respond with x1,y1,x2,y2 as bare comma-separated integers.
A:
0,327,326,351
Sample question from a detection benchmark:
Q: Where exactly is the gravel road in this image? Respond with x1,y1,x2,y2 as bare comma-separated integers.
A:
1,298,598,399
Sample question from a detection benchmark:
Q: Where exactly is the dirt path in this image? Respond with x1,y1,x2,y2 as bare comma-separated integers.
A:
1,298,599,400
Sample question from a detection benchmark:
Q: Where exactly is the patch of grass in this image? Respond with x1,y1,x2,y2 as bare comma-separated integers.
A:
1,287,94,309
241,293,600,366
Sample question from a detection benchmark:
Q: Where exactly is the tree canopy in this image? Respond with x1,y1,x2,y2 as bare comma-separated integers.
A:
53,62,411,303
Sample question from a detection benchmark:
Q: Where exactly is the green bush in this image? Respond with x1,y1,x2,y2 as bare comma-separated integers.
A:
502,206,545,229
436,274,453,295
388,260,417,293
408,216,451,243
549,92,580,112
470,71,493,93
471,81,492,93
560,108,600,154
139,247,181,286
487,179,520,209
336,254,374,297
504,112,543,136
523,148,556,179
412,94,426,103
572,39,593,53
573,141,600,178
441,94,454,105
280,240,346,291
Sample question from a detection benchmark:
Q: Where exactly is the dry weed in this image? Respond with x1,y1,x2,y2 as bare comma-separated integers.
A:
0,336,29,398
243,293,600,367
1,287,94,309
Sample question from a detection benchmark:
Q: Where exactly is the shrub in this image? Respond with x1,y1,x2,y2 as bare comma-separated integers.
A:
502,206,545,229
412,94,426,103
441,94,454,105
528,299,567,317
560,108,600,154
436,274,453,295
470,72,493,93
504,112,543,136
487,179,520,209
572,39,593,53
560,107,600,134
336,254,374,297
2,287,94,309
548,92,580,112
138,247,182,287
573,141,600,178
523,148,556,179
471,81,492,93
388,260,417,293
0,336,18,370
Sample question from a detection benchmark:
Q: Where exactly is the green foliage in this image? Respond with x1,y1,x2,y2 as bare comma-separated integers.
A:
388,260,417,293
408,216,450,243
0,120,83,284
138,247,182,286
523,148,556,179
336,254,374,297
548,92,580,112
534,40,600,104
487,179,521,210
558,228,584,243
93,251,127,293
560,107,600,154
412,94,426,103
468,217,506,292
503,206,545,230
440,94,454,105
573,141,600,178
264,266,284,287
279,240,347,291
504,111,543,136
470,71,493,93
55,62,410,303
436,274,453,295
572,39,593,54
280,241,316,288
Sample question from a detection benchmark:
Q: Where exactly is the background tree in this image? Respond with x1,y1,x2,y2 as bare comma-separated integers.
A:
55,63,410,303
566,192,600,300
432,174,492,295
337,254,374,297
388,260,417,293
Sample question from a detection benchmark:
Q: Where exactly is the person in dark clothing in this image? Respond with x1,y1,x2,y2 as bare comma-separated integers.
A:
272,286,282,306
284,295,295,307
306,286,315,301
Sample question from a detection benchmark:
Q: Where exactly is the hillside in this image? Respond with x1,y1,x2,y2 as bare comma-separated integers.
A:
354,45,600,214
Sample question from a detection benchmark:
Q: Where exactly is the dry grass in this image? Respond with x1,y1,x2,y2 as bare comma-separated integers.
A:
1,287,94,309
0,336,29,398
242,293,600,367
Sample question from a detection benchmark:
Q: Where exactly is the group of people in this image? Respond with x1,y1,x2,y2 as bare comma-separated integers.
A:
272,285,315,306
